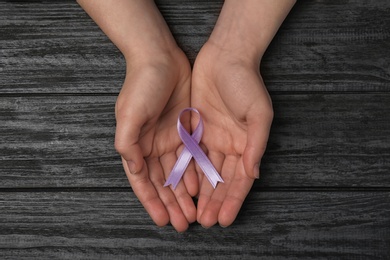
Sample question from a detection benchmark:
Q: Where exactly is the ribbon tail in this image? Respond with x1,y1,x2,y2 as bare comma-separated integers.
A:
179,127,224,189
164,147,193,190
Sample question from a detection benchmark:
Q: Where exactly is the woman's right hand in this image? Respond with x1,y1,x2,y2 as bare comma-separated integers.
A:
77,0,198,232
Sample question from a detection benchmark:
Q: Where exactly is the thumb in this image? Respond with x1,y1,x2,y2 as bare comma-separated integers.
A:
243,111,273,179
115,113,144,174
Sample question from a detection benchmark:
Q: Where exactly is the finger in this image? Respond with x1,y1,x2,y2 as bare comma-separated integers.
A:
147,157,189,233
199,154,238,228
160,152,196,224
194,143,208,195
122,157,169,227
183,160,199,197
196,151,224,224
115,111,145,174
243,109,273,179
174,143,199,197
218,158,254,227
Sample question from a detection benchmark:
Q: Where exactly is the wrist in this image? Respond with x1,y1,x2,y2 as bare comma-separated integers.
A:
207,0,296,64
207,1,267,63
124,44,184,71
78,0,179,62
121,35,179,63
207,32,263,67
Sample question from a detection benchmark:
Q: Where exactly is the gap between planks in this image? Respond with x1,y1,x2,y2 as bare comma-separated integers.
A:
1,91,390,97
0,187,390,193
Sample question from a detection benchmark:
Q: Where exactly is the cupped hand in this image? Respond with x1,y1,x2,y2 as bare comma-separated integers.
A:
191,43,274,228
115,49,198,232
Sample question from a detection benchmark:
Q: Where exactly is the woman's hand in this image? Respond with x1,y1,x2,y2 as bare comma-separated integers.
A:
78,0,198,232
116,48,197,233
191,0,295,227
191,42,273,228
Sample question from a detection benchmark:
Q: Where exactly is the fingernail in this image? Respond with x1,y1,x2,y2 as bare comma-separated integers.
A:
201,224,210,229
253,163,260,179
128,161,137,174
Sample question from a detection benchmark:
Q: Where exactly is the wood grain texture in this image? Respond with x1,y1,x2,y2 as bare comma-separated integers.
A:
0,191,389,259
1,0,390,258
1,94,389,188
1,0,389,93
262,0,390,92
0,95,122,188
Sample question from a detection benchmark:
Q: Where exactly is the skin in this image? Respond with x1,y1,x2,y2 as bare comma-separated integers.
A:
192,0,296,228
77,0,296,231
77,0,197,232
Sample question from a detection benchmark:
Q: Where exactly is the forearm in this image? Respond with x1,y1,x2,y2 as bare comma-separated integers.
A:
77,0,178,61
208,0,296,63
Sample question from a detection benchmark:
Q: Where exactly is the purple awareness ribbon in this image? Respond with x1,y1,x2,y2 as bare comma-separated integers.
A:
164,107,224,190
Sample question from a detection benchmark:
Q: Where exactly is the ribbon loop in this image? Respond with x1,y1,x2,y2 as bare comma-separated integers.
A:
164,108,224,189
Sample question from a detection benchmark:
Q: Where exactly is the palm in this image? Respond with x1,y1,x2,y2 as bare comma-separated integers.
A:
191,44,273,227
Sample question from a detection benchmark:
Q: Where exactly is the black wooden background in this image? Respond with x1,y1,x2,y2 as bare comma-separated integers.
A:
1,0,389,259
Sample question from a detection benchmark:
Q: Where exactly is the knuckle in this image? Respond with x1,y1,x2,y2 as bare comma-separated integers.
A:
114,139,128,155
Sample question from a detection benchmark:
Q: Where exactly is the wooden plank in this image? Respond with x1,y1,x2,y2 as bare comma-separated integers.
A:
1,0,389,93
0,95,124,188
262,0,390,92
263,93,390,187
0,1,126,94
1,94,389,188
0,191,389,259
